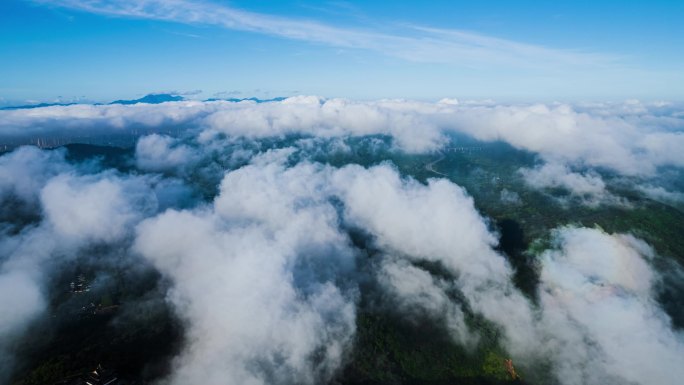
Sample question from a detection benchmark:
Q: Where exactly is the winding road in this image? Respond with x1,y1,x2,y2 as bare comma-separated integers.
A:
425,155,447,177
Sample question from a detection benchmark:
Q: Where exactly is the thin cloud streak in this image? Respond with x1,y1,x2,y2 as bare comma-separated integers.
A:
37,0,617,68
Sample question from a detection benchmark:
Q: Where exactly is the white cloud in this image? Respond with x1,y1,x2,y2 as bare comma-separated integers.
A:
329,163,539,359
4,98,683,176
326,158,684,385
0,101,218,137
535,228,684,385
0,155,184,380
0,265,46,381
378,257,477,347
136,134,200,173
442,102,684,175
0,146,70,205
41,173,155,243
134,154,358,385
0,272,44,338
518,162,620,206
637,185,684,204
520,163,606,196
2,96,684,385
202,97,445,152
38,0,614,69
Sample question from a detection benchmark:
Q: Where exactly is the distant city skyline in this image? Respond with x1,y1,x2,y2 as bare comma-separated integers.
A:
1,0,683,103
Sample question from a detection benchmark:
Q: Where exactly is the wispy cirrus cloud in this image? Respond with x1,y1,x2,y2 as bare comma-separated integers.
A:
34,0,617,68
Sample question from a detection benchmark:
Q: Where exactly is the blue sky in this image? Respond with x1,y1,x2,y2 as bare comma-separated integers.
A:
1,0,683,103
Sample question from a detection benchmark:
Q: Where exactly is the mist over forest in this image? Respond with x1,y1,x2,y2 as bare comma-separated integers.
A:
1,96,683,385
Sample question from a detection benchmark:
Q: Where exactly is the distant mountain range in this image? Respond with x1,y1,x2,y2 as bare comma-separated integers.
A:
1,94,286,110
204,96,287,103
0,102,78,110
109,93,185,105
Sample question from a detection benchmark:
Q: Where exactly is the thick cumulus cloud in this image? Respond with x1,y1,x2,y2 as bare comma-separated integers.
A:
41,173,156,243
134,152,358,385
135,134,200,173
534,228,684,385
331,164,503,273
0,146,71,205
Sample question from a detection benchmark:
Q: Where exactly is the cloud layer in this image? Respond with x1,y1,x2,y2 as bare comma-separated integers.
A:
3,97,683,175
1,96,683,384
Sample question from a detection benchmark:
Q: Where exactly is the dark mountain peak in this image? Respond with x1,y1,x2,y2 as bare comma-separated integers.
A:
110,93,185,105
204,96,286,103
